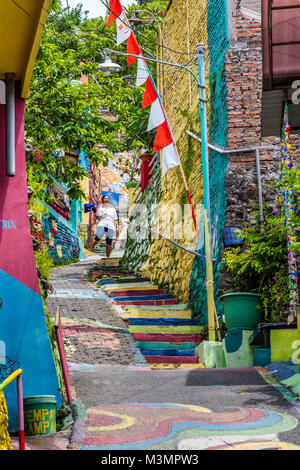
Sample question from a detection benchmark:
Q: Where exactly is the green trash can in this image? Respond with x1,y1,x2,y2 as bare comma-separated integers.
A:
24,395,56,436
220,292,262,329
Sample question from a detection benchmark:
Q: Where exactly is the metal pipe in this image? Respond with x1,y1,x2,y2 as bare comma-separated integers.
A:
5,73,15,177
132,182,141,195
255,149,264,226
186,130,265,223
17,375,25,451
134,188,142,203
186,130,275,153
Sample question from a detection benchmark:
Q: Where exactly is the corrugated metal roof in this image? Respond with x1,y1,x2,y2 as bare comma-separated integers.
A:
261,89,300,137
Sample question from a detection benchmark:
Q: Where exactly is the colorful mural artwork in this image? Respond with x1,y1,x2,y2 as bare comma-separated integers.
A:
0,98,61,431
43,211,81,263
81,403,299,450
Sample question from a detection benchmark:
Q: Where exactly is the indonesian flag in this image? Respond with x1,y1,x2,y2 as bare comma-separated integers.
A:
116,11,131,45
147,99,165,131
136,55,149,87
106,0,123,27
142,77,157,108
154,121,173,152
127,33,141,65
161,143,180,175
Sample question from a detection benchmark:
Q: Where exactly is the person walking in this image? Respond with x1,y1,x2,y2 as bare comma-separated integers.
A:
90,195,119,258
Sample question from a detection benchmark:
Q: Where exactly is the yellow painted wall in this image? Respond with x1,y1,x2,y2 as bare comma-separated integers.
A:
0,392,13,450
140,0,211,302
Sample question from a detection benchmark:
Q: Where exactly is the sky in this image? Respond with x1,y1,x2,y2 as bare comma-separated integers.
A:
61,0,138,18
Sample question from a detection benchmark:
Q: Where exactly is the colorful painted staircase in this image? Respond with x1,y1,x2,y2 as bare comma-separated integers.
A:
95,259,205,369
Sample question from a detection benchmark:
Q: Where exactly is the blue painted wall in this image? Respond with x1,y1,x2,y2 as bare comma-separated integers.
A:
0,270,62,431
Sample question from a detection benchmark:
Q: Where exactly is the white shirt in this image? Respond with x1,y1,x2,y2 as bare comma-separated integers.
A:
96,205,118,232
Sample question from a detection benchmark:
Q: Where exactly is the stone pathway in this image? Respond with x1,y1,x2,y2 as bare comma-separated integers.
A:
46,256,147,369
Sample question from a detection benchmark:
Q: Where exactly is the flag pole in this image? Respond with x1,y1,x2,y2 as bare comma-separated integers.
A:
143,61,201,240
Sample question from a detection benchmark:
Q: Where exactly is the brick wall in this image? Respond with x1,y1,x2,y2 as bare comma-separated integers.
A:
223,0,282,235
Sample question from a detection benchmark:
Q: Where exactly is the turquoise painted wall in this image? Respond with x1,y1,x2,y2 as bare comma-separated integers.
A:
189,0,229,325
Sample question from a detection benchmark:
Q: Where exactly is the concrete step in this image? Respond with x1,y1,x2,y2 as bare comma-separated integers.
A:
141,349,196,357
98,278,150,285
114,294,175,302
120,310,192,320
121,304,190,311
129,325,205,334
117,298,179,306
149,363,205,370
129,318,199,326
135,341,197,350
109,289,169,297
102,282,156,291
131,333,205,343
144,355,199,364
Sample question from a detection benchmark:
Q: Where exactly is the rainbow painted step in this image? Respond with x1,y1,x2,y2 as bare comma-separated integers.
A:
94,269,205,369
131,333,205,343
114,294,175,302
144,355,199,364
103,283,159,291
128,325,205,334
108,289,169,297
121,309,192,319
116,298,179,306
135,341,196,350
98,278,150,286
141,349,196,356
129,319,199,326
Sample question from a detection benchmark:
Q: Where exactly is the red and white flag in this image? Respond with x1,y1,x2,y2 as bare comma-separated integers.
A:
116,11,131,45
136,56,149,87
106,0,123,27
106,0,180,176
147,98,165,131
161,143,180,175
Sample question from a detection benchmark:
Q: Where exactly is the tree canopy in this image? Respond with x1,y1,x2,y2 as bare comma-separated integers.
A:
25,0,168,200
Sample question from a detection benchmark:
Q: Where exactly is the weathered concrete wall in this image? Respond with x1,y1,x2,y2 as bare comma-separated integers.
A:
122,170,161,274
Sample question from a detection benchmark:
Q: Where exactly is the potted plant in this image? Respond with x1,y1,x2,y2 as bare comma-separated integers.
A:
221,207,290,328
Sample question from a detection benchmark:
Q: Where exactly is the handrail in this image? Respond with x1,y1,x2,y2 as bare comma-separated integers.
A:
0,368,25,450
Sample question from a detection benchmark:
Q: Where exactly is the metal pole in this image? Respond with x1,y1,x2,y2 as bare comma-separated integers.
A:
255,149,264,225
196,45,211,233
204,210,215,341
5,73,15,177
17,374,25,451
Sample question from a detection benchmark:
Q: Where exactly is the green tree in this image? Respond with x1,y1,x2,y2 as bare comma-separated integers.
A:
25,1,167,201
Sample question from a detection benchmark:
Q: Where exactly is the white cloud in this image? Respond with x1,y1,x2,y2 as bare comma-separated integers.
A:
61,0,138,19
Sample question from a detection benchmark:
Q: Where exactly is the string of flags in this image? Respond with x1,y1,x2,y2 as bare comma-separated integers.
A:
106,0,180,176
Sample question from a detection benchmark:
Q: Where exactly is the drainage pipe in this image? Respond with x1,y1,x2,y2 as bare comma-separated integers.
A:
5,73,15,177
186,130,271,224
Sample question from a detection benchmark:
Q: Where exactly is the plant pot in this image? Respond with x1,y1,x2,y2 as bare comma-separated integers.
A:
220,292,262,329
125,180,139,189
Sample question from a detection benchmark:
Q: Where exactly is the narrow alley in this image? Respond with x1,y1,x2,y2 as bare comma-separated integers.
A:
16,251,300,452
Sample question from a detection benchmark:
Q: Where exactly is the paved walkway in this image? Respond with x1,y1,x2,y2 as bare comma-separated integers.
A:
12,254,300,451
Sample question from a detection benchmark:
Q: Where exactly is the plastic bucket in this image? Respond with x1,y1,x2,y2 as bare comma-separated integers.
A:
254,348,271,367
221,292,262,329
222,227,244,247
24,395,56,436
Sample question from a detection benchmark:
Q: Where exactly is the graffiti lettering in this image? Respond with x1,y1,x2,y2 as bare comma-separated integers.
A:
0,220,16,229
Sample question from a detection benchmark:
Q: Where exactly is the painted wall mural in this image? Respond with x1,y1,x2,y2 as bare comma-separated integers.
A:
0,98,61,431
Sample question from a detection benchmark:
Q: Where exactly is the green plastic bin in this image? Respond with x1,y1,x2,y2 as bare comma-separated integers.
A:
24,395,56,436
221,292,262,329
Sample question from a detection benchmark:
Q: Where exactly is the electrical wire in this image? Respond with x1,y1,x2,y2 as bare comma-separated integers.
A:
98,0,196,57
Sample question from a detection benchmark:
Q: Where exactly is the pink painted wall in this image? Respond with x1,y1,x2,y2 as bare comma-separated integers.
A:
0,98,40,295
